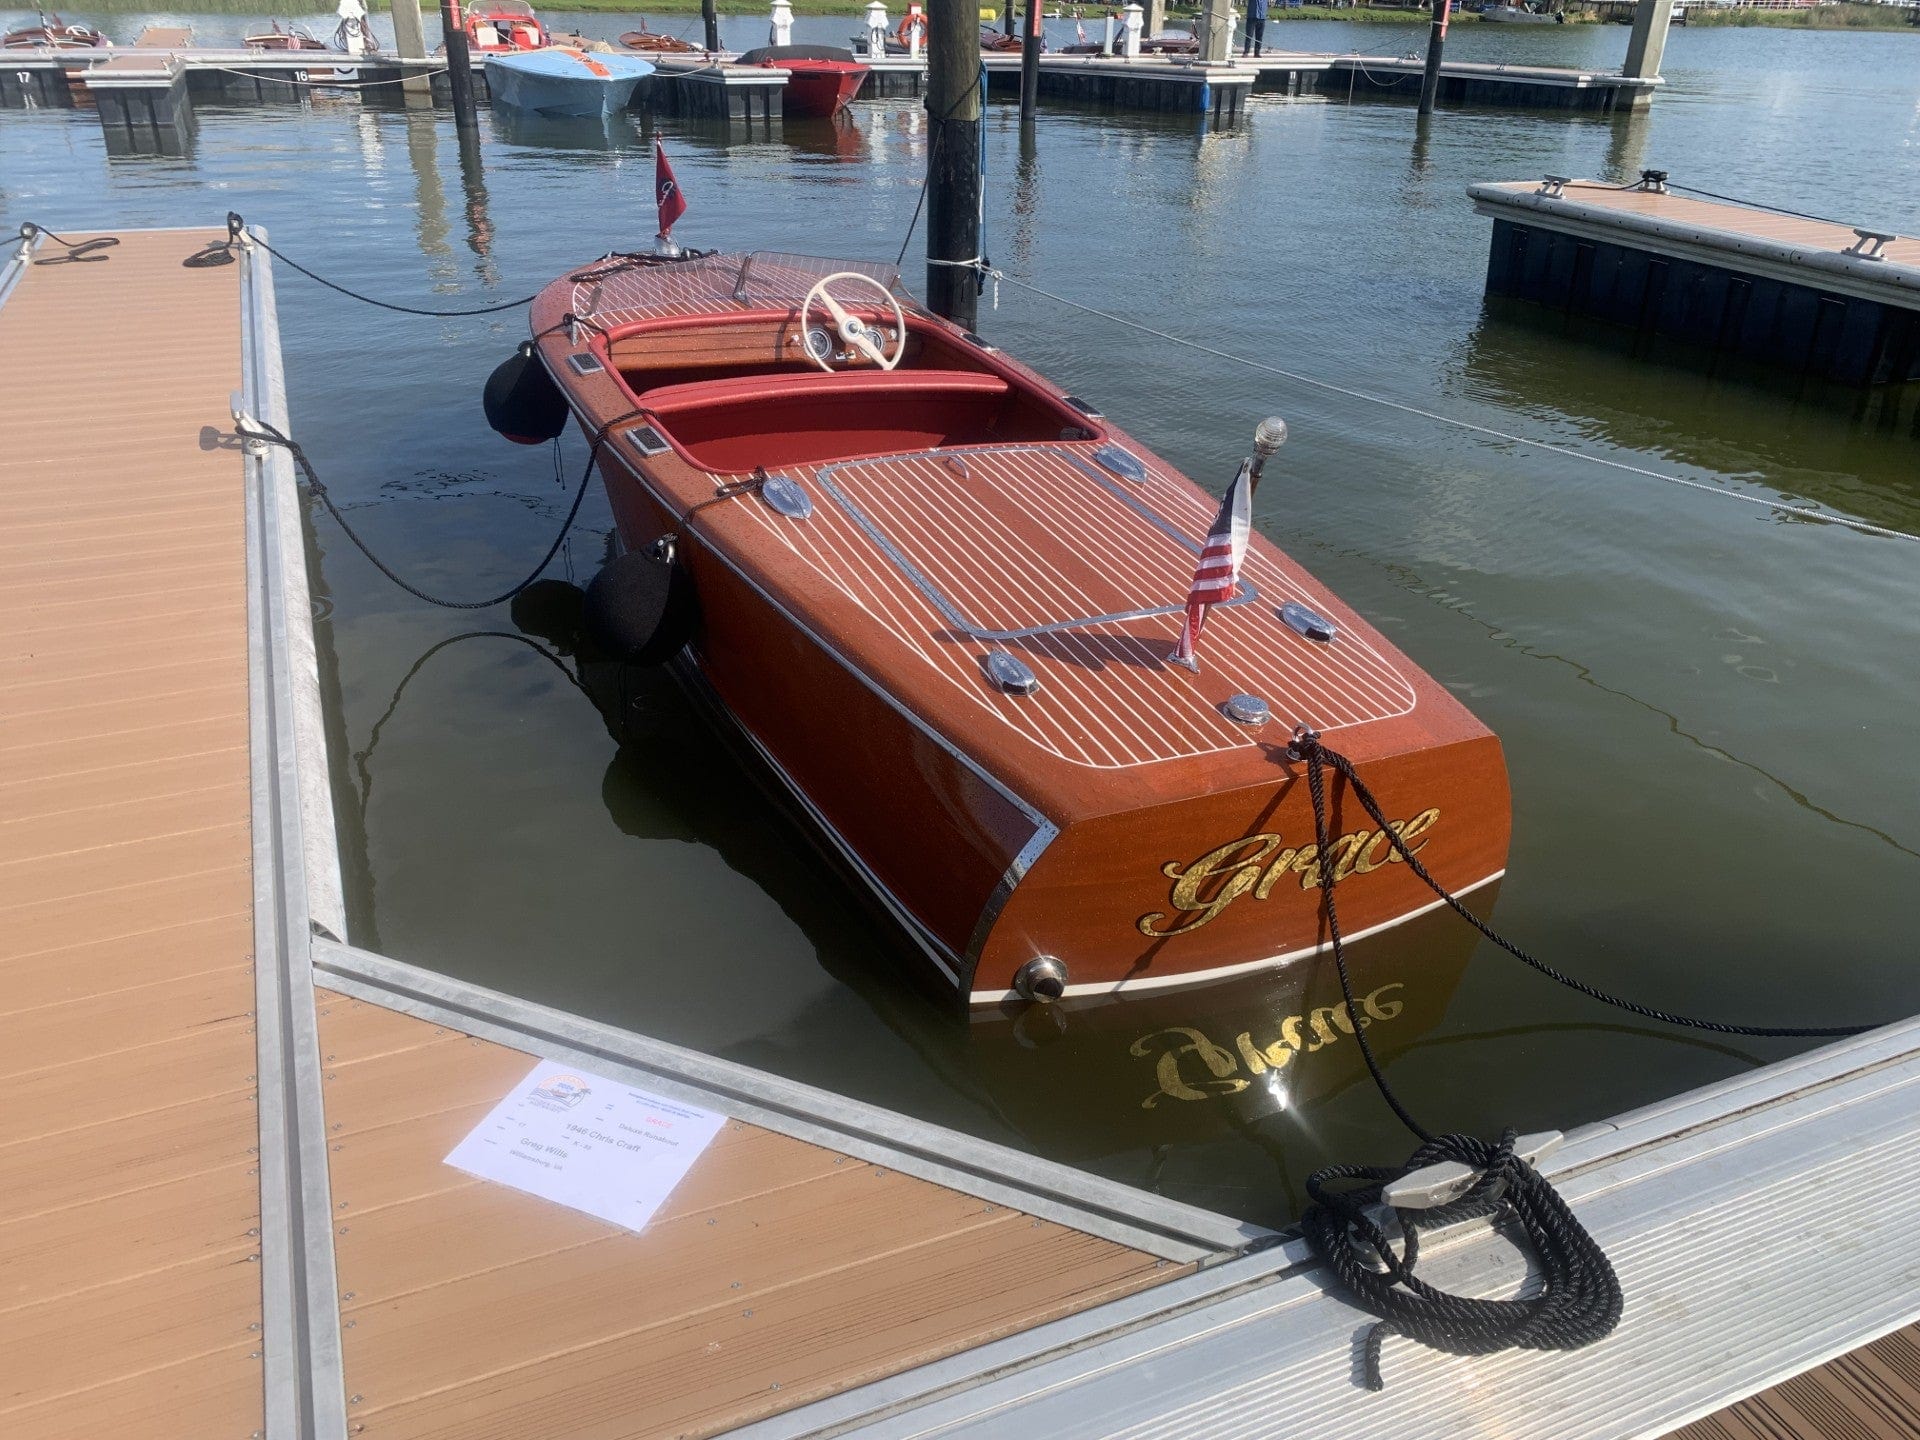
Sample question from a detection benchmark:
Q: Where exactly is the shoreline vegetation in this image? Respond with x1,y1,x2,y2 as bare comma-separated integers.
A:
46,0,1920,29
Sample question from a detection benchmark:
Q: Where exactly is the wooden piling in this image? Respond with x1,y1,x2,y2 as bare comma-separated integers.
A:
1417,0,1447,116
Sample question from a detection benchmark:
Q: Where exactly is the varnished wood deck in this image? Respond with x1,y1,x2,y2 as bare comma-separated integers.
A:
0,229,263,1438
0,226,1179,1439
1674,1322,1920,1440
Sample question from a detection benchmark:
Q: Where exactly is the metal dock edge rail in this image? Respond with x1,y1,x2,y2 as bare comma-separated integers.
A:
210,217,1920,1437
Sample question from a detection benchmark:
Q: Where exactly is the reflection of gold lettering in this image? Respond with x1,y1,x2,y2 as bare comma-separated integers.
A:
1130,1026,1248,1107
1137,809,1442,936
1134,985,1408,1108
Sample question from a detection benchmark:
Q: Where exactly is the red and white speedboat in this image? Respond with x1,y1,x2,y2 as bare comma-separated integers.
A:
736,44,869,120
493,252,1511,1007
461,0,548,53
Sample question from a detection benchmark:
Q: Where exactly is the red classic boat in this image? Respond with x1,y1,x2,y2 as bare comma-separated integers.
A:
461,0,548,53
736,44,869,120
498,252,1511,1007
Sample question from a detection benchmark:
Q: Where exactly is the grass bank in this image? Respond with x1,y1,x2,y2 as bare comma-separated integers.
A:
1682,2,1917,28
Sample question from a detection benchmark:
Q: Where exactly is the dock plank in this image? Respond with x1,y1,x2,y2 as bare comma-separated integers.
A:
318,1014,1180,1439
0,229,262,1438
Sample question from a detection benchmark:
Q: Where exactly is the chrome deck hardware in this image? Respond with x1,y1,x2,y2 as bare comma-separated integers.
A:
1091,443,1148,484
1847,228,1895,262
1538,174,1570,198
1222,694,1270,727
759,474,813,519
983,651,1040,695
1280,601,1336,643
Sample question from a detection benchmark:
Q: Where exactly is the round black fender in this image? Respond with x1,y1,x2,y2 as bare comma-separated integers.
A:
583,547,699,666
483,342,569,445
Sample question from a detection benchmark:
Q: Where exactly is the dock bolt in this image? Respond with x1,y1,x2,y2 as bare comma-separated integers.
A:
1013,956,1069,1005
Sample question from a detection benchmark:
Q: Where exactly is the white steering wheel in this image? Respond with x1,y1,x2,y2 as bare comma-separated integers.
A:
799,271,907,372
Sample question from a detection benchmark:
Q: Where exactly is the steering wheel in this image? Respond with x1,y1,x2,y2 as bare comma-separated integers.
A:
799,272,907,372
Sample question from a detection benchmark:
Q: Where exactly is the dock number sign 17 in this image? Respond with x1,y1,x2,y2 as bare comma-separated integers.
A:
445,1060,725,1234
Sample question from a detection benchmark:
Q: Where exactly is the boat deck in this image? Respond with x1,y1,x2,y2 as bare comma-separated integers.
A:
0,227,1195,1439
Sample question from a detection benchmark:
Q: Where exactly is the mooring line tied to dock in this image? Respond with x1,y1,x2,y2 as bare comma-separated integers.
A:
222,211,537,316
12,222,120,265
1283,727,1889,1390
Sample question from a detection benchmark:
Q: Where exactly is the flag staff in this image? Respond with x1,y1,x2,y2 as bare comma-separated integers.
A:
653,140,688,256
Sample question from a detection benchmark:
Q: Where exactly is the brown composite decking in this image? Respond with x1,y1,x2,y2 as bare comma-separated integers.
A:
1673,1323,1920,1440
0,227,1180,1440
0,229,263,1438
1485,180,1920,269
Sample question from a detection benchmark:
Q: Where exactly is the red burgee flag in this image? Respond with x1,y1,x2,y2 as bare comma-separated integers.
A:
1171,460,1254,672
655,139,687,238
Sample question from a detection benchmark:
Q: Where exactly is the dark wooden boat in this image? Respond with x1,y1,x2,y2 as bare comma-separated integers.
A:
511,252,1511,1007
736,44,869,119
1,10,108,49
242,22,332,52
618,21,702,53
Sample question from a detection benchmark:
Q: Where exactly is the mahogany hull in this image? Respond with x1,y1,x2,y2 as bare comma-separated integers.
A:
532,252,1512,1008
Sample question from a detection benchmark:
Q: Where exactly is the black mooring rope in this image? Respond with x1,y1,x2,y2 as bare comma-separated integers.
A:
14,221,120,265
1286,727,1890,1389
237,413,637,610
224,212,537,316
1290,730,1623,1389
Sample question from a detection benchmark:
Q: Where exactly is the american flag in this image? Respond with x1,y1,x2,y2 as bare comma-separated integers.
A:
1170,460,1254,671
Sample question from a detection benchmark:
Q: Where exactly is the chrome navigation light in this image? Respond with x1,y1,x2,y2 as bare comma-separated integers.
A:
759,474,813,520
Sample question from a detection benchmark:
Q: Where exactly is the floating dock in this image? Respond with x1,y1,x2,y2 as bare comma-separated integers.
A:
0,39,1657,143
5,223,1919,1439
1472,176,1920,385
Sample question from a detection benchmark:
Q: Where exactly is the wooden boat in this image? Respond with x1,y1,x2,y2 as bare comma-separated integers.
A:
736,44,869,119
462,0,549,53
1478,3,1562,19
242,22,332,52
1,10,108,49
508,252,1511,1007
618,21,702,54
485,47,654,119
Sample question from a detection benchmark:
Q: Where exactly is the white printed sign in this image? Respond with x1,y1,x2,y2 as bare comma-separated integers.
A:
445,1060,725,1233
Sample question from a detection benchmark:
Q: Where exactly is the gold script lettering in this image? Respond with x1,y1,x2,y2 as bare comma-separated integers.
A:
1137,809,1442,936
1130,1026,1248,1107
1134,985,1408,1107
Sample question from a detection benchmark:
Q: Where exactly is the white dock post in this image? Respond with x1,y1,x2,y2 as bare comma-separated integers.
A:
906,1,925,59
770,0,795,47
865,0,890,60
1121,2,1143,57
1622,0,1674,109
1101,8,1116,55
387,0,432,101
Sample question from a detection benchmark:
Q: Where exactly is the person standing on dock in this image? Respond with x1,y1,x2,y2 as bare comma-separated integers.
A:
1242,0,1268,57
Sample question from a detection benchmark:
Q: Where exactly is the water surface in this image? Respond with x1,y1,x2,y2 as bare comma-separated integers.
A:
3,15,1917,1227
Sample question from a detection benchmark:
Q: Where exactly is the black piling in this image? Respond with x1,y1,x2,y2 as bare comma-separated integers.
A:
1019,0,1041,123
1417,0,1448,117
440,0,478,129
925,0,983,331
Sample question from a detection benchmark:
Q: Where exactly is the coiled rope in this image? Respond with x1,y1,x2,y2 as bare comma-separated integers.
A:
948,260,1920,546
1285,728,1887,1389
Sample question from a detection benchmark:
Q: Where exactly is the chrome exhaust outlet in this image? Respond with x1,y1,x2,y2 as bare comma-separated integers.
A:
1013,956,1069,1005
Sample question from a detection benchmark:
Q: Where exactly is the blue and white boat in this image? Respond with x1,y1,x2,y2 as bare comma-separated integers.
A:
484,47,655,120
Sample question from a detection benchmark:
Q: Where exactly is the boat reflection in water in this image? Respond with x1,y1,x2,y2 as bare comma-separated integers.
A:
505,572,1477,1221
